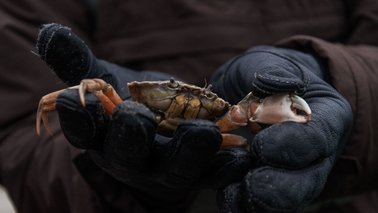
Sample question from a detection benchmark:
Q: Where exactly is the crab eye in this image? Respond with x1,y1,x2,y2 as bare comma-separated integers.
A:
169,78,179,88
204,91,215,99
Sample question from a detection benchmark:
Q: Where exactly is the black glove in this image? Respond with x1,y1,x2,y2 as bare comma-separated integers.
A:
211,46,353,212
36,23,252,212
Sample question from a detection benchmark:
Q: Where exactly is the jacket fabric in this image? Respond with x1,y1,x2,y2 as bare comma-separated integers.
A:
0,0,378,212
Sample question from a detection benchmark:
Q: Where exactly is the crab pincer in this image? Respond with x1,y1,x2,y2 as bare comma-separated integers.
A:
216,92,312,133
212,92,311,149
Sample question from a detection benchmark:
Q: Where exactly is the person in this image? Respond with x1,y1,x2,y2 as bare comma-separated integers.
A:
0,0,377,212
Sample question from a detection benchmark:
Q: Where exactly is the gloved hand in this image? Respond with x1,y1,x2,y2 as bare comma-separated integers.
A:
36,23,252,212
211,46,353,212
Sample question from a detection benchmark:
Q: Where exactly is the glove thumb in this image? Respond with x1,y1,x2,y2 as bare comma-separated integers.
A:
248,49,308,97
36,23,99,86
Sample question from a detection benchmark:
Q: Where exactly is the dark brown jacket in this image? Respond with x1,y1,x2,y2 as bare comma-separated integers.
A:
1,0,378,212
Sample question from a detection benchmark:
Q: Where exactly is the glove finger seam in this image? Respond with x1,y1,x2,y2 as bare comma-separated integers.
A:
247,49,310,94
42,25,71,64
255,72,305,88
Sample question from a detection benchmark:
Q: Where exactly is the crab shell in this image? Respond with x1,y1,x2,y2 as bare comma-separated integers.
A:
127,79,230,121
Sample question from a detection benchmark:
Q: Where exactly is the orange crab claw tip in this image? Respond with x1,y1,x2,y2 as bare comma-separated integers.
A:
36,111,53,136
41,112,53,136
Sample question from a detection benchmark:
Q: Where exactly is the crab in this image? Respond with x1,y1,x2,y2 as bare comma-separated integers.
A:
36,78,312,149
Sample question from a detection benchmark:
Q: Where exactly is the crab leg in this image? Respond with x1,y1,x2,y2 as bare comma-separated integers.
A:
36,79,123,136
79,79,123,114
220,134,248,149
36,86,79,135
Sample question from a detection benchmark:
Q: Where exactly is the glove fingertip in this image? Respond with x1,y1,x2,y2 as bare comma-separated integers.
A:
203,148,252,189
37,23,70,60
104,101,157,170
158,120,222,187
109,101,157,147
175,120,222,151
36,23,92,85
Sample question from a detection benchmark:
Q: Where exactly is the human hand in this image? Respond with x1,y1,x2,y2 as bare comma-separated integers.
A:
211,46,353,212
36,23,252,212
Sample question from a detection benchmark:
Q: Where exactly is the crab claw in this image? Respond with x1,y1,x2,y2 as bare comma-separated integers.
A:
250,94,312,124
216,92,311,133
